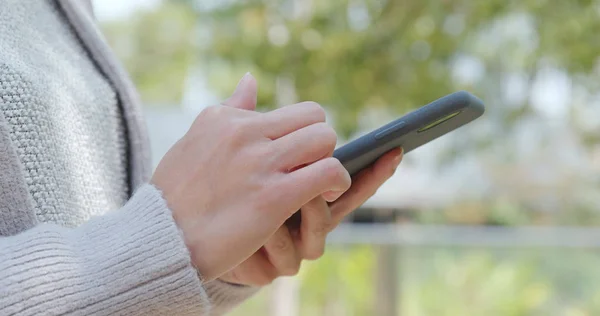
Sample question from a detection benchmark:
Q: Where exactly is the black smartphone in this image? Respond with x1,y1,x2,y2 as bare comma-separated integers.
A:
333,90,485,176
286,91,484,229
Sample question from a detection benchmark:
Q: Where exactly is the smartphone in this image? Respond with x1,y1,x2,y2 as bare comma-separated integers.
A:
333,90,485,176
285,91,484,229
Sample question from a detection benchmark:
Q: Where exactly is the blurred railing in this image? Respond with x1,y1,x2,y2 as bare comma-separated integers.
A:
328,224,600,248
270,223,600,316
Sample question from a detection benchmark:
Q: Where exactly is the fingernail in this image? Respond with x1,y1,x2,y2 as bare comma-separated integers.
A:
393,148,403,166
323,190,344,202
233,72,252,95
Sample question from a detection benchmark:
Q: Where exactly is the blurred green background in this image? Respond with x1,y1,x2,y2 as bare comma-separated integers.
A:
95,0,600,315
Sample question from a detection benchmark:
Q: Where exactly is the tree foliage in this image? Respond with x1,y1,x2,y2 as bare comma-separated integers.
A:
100,0,600,222
101,2,197,104
162,0,600,137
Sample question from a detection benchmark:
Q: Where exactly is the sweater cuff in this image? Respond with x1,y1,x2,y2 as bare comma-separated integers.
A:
0,184,210,315
90,183,212,315
204,279,260,315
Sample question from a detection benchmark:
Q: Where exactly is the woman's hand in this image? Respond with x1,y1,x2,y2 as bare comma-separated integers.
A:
151,73,351,281
214,74,404,286
218,148,403,286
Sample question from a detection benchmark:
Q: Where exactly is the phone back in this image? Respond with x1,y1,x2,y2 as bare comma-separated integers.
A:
333,91,485,175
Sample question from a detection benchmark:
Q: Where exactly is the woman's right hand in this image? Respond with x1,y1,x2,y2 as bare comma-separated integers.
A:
151,73,351,281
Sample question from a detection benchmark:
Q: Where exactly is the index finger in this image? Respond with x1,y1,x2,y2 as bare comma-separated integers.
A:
258,102,327,139
280,157,351,216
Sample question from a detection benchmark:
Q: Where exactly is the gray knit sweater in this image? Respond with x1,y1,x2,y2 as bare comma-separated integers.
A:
0,0,257,315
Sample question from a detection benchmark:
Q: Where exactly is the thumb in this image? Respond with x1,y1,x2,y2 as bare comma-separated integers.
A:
222,72,258,110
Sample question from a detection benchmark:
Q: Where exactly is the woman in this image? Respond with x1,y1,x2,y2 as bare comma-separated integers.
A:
0,1,403,315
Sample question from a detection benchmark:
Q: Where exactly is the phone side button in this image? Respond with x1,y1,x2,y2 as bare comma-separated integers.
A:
374,121,406,140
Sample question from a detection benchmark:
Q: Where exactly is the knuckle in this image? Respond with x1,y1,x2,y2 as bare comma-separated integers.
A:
272,237,291,253
263,142,283,168
302,101,326,121
322,157,340,172
202,105,223,118
312,222,330,237
303,201,333,236
323,158,351,187
302,198,322,214
281,262,301,276
313,123,337,149
323,126,338,149
305,247,325,261
194,106,224,128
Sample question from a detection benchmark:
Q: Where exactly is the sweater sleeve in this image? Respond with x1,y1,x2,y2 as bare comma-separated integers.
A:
0,184,258,316
204,280,260,315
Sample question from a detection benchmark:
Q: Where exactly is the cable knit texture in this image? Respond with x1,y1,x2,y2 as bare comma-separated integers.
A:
0,0,129,227
0,0,259,314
